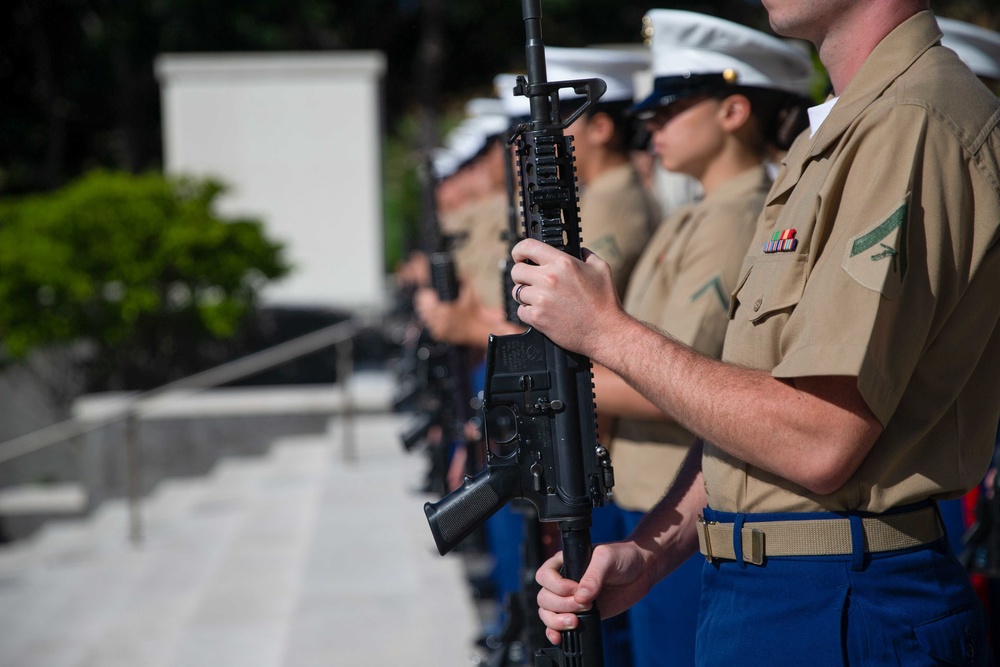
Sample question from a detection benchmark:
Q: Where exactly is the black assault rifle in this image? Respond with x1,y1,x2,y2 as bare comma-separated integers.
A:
396,158,476,496
479,103,550,667
424,2,613,665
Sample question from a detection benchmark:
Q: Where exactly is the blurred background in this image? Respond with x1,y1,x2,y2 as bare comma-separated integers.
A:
0,1,997,666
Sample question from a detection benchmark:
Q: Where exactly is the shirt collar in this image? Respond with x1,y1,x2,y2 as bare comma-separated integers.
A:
808,10,942,156
808,97,839,137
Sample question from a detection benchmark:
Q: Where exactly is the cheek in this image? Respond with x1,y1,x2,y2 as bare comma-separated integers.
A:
659,116,705,153
657,115,723,170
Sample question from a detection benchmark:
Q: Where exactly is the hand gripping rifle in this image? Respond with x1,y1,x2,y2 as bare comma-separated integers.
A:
424,2,613,665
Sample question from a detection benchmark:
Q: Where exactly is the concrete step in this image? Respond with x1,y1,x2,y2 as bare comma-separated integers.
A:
0,409,481,667
0,438,285,667
164,437,331,667
277,414,480,667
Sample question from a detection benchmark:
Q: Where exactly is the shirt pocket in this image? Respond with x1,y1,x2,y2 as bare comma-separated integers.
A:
730,255,809,324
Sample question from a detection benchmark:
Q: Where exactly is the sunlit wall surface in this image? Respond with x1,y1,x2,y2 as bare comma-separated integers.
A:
156,52,387,312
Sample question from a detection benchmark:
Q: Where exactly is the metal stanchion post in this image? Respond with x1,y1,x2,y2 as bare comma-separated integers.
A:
125,411,144,546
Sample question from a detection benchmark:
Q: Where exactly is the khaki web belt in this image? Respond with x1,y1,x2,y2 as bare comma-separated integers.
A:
696,505,943,566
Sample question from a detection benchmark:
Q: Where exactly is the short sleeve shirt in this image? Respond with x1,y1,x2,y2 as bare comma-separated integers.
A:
452,193,510,309
579,163,661,299
705,11,1000,514
612,166,771,512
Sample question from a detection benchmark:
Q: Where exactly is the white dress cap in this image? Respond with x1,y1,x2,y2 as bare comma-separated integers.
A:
938,17,1000,82
441,104,511,171
544,46,651,103
494,48,648,121
431,146,460,179
465,97,506,119
442,121,482,168
643,10,812,97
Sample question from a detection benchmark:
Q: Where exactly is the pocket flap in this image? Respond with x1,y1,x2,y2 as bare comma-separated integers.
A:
732,255,808,324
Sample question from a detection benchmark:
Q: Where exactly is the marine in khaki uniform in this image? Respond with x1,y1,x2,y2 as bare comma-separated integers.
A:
611,167,771,513
541,47,663,667
444,103,511,311
578,162,659,300
416,101,513,333
452,190,508,309
513,3,1000,665
588,12,812,667
706,11,1000,516
396,101,510,294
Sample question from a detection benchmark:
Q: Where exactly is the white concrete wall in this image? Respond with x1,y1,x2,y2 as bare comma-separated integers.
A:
155,52,387,312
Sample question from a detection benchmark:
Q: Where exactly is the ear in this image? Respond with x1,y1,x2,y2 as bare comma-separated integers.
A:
718,94,752,133
586,111,617,146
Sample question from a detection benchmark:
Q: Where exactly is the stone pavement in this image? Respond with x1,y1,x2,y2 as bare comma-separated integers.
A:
0,378,484,667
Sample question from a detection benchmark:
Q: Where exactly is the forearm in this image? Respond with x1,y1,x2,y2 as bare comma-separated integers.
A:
592,311,880,494
416,288,523,348
629,440,705,585
593,363,670,421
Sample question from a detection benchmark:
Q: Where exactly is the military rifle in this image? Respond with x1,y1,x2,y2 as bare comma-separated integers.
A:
424,1,613,664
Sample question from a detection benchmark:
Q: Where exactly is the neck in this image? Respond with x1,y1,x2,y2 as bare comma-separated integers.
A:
816,3,923,94
698,147,762,196
579,150,628,185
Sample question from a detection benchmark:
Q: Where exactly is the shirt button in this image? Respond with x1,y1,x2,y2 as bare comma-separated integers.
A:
753,298,763,312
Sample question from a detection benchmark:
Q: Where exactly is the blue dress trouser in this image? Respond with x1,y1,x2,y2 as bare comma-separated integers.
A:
621,509,700,667
938,496,968,557
697,505,992,666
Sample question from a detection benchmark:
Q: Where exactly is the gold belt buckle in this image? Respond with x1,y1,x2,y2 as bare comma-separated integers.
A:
698,515,716,563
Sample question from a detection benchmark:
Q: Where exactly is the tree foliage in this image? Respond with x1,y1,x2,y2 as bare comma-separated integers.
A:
0,171,289,389
1,0,996,288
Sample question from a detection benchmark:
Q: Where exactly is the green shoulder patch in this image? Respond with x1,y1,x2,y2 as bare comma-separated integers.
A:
690,274,729,310
841,195,909,299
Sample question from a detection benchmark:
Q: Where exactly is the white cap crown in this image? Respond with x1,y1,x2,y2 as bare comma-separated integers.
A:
643,10,812,96
494,46,650,120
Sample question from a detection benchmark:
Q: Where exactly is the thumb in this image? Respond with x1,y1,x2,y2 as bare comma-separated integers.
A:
579,246,608,269
573,547,612,604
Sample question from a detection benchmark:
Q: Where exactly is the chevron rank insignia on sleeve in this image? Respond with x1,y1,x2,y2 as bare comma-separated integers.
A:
690,275,728,310
842,195,909,299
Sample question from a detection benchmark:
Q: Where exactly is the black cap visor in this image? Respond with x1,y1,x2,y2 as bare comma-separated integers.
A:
629,72,734,119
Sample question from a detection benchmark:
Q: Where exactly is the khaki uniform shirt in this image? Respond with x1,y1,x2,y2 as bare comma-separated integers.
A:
452,193,510,309
705,11,1000,514
452,164,657,310
580,163,661,298
612,167,771,511
439,208,470,238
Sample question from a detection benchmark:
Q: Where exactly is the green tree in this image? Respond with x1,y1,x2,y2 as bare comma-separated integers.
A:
0,170,289,390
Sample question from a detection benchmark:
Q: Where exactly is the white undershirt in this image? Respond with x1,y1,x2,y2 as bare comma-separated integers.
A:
808,96,840,137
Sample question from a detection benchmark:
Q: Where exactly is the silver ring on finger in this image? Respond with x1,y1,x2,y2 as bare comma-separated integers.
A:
514,283,526,305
